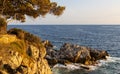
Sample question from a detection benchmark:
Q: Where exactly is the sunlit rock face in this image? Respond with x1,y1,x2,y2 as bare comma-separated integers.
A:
0,28,52,74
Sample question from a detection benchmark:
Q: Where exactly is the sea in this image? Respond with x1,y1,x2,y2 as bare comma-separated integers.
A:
8,25,120,74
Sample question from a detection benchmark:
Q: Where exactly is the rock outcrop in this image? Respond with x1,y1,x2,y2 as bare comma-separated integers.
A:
0,17,7,34
44,41,109,67
0,28,52,74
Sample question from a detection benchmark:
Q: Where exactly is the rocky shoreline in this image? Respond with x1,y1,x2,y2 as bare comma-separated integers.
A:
43,40,109,68
0,28,109,74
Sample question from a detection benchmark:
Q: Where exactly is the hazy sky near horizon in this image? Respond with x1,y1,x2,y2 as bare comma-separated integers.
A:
10,0,120,25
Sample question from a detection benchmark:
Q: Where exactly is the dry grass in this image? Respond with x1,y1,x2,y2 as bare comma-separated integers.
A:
0,34,17,44
7,28,42,48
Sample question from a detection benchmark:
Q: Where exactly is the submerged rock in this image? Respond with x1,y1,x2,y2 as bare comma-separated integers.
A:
0,28,52,74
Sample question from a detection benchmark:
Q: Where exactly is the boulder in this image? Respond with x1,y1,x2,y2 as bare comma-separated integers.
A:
89,49,109,61
43,40,59,66
59,43,91,64
44,42,109,66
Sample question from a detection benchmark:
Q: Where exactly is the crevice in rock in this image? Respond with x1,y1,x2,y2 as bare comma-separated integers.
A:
3,64,16,74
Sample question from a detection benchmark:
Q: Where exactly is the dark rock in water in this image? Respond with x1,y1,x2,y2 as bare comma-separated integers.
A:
42,40,59,66
59,43,91,64
44,42,109,67
89,49,109,61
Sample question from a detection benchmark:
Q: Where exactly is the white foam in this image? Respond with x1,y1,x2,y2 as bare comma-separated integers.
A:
106,56,120,62
87,65,97,70
53,64,81,70
53,46,57,49
53,63,98,71
53,64,66,68
53,56,120,71
95,56,120,68
96,56,120,66
65,64,80,70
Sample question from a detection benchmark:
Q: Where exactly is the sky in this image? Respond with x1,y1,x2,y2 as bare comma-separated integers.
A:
10,0,120,25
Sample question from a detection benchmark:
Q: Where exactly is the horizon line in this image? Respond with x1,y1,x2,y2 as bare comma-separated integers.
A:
8,24,120,25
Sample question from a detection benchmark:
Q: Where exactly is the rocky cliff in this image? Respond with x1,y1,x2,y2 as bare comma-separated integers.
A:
0,28,52,74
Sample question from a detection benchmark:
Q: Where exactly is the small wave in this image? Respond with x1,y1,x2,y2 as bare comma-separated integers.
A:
96,56,120,66
53,46,57,49
53,64,80,70
106,56,120,62
53,56,120,71
53,63,98,71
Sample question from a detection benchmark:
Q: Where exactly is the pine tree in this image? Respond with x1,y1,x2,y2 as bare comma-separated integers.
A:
0,0,65,34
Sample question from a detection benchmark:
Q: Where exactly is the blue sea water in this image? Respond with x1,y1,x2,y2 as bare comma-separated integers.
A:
8,25,120,74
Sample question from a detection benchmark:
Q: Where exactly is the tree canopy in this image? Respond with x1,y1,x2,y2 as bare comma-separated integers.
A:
0,0,65,22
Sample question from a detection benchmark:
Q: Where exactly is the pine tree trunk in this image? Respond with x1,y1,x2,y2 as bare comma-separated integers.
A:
0,17,7,34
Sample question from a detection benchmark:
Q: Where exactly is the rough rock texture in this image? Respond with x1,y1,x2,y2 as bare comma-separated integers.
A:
43,41,109,66
59,43,91,64
0,17,7,34
0,28,52,74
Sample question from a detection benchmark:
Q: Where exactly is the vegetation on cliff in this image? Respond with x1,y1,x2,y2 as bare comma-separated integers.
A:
0,17,7,34
0,28,52,74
